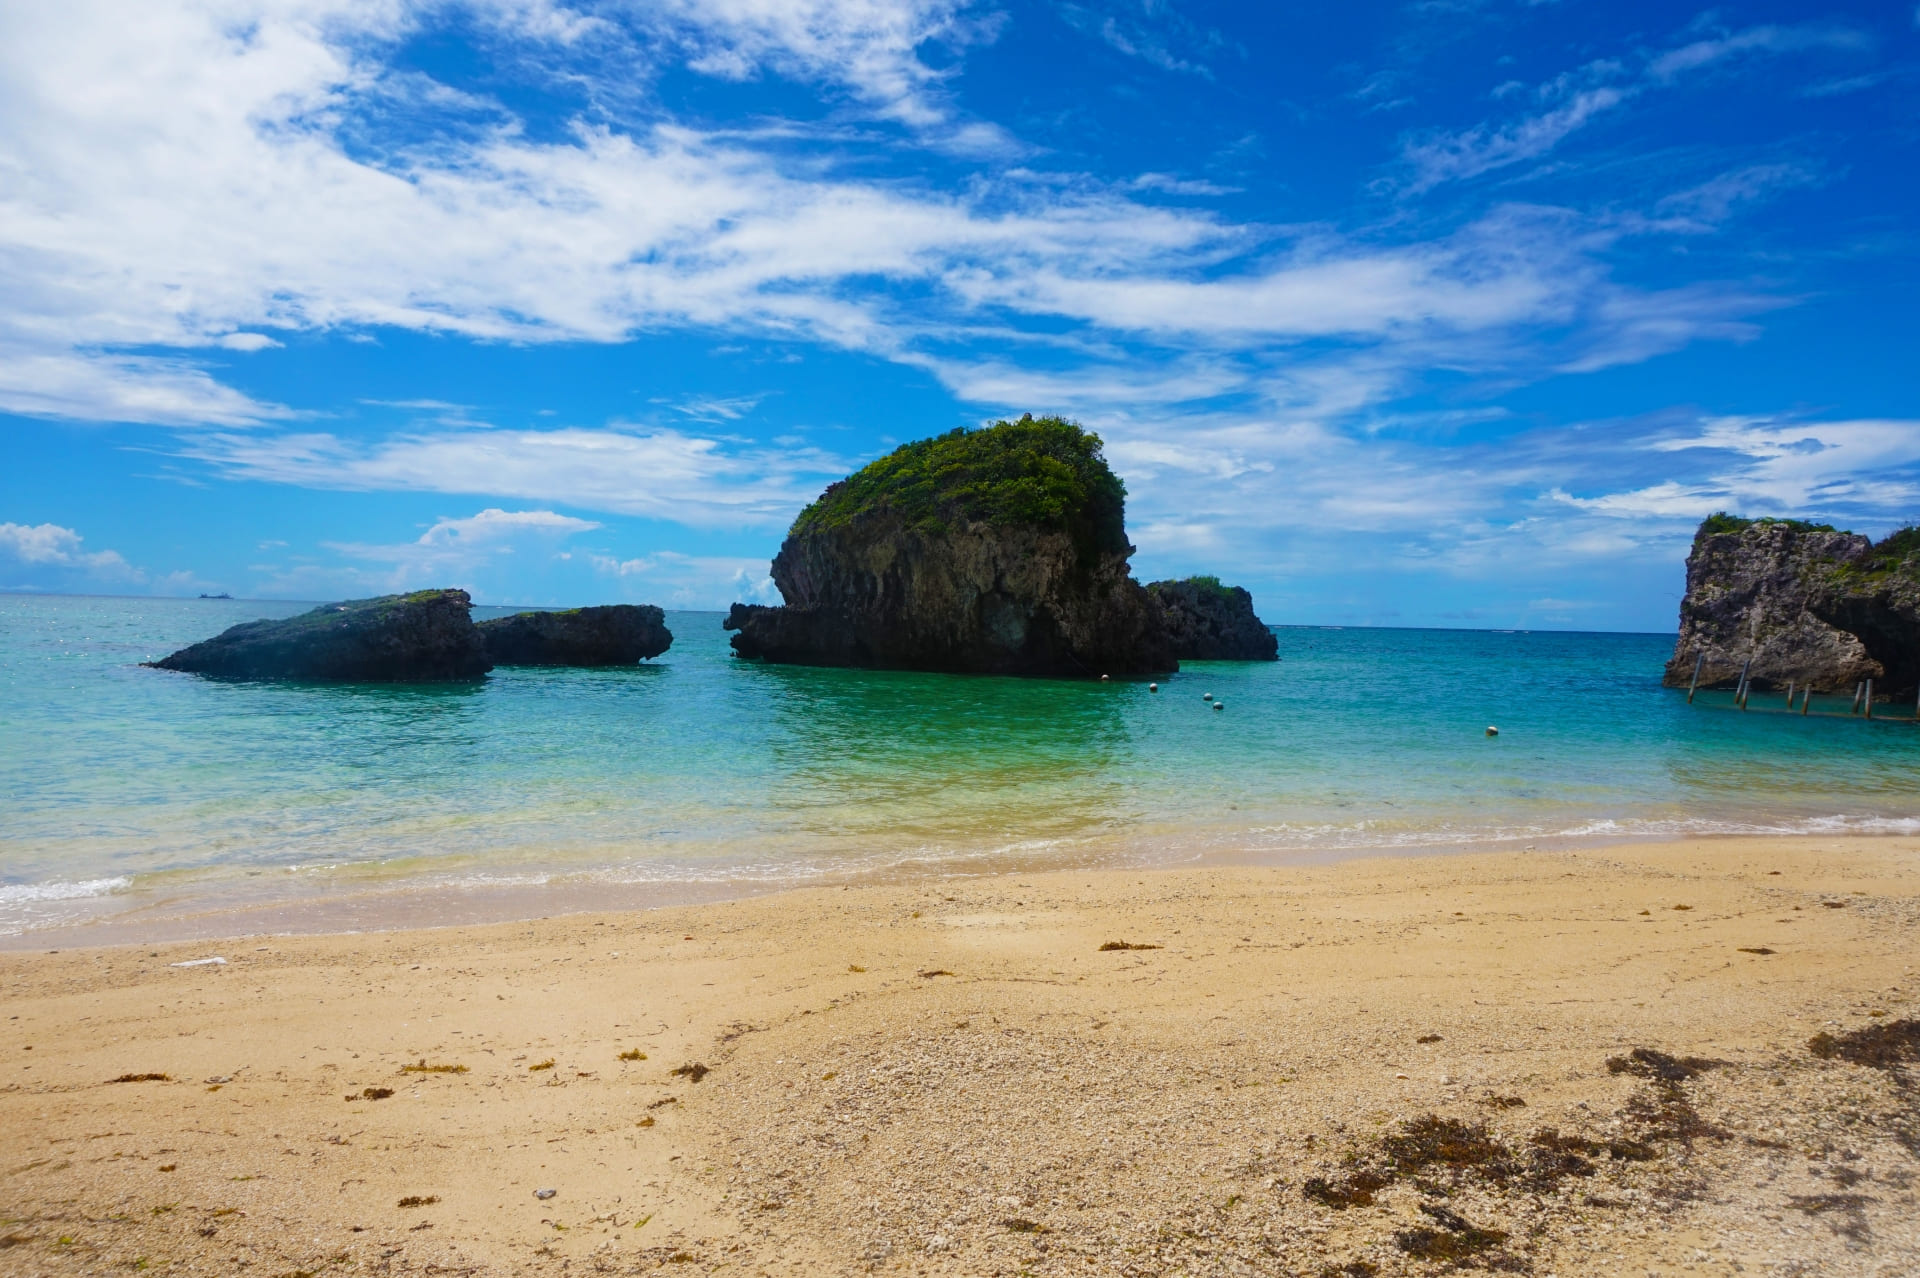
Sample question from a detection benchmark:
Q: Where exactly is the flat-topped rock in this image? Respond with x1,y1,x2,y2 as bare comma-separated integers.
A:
147,589,492,681
478,605,672,666
1146,577,1278,661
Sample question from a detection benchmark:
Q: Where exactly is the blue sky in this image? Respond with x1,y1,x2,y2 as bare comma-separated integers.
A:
2,0,1916,629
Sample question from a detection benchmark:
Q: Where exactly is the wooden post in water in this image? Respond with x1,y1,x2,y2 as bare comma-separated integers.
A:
1736,658,1751,709
1802,686,1811,715
1687,651,1705,704
1851,681,1864,715
1865,677,1874,719
1785,680,1795,711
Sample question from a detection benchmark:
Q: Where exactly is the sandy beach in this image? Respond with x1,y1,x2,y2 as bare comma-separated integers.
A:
3,835,1916,1276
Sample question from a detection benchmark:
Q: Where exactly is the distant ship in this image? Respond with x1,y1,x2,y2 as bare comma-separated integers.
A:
198,592,233,600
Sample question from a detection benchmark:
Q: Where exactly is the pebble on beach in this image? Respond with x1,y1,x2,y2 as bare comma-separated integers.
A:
534,1188,556,1200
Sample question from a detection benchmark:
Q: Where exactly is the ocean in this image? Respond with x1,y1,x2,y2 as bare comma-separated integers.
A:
4,592,1918,942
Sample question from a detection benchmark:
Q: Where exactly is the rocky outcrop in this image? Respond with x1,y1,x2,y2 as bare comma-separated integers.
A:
147,589,492,681
478,605,672,666
1146,578,1278,661
1664,516,1920,696
726,416,1177,677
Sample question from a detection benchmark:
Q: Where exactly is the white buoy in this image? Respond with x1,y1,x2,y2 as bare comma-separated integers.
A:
1213,700,1224,711
1148,682,1159,692
1485,726,1499,737
1203,692,1213,701
1100,674,1109,682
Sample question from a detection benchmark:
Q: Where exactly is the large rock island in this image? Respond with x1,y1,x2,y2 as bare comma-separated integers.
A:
1665,514,1920,696
478,604,672,666
726,415,1178,677
148,589,493,681
1146,577,1278,661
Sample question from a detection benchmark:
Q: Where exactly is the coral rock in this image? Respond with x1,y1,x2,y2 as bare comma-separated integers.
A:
478,605,672,666
147,589,491,681
1146,578,1278,661
1665,515,1920,695
726,416,1176,677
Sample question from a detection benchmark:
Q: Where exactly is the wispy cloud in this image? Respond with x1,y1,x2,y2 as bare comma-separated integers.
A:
1397,21,1871,192
177,425,847,528
1647,23,1870,82
1058,2,1221,77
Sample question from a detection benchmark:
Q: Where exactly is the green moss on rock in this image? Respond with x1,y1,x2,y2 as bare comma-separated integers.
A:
790,414,1128,563
1698,512,1838,538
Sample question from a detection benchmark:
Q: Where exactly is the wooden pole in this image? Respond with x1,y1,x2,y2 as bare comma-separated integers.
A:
1687,651,1705,704
1802,687,1810,715
1785,680,1795,711
1737,658,1751,709
1865,677,1874,719
1851,682,1863,715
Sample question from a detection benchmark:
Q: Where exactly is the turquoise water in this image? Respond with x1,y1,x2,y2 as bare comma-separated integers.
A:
4,592,1920,939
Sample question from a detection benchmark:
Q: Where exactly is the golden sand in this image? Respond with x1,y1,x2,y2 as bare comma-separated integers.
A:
3,836,1916,1276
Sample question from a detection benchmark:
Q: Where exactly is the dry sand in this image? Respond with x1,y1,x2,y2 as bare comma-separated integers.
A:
3,836,1918,1277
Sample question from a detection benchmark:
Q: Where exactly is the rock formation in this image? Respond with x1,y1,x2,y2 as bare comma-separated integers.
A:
1146,577,1278,661
148,589,493,681
726,415,1177,677
478,605,672,666
1664,515,1920,696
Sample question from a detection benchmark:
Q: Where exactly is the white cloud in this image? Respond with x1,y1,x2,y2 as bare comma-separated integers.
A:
0,521,139,579
0,0,1763,438
324,507,603,587
0,521,131,570
178,424,847,527
414,507,602,547
639,0,993,129
1642,416,1920,513
590,548,779,604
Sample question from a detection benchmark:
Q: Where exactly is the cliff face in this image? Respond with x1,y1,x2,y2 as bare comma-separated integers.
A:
1146,578,1278,661
148,589,492,681
1664,517,1920,695
478,605,672,666
726,416,1176,677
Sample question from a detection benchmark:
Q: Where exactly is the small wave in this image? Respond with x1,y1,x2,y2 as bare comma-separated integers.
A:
1238,812,1920,851
0,876,130,905
0,876,133,937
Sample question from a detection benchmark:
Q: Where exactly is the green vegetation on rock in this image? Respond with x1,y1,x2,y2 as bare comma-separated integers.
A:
1833,525,1920,586
1164,575,1233,601
1698,512,1838,538
789,414,1129,559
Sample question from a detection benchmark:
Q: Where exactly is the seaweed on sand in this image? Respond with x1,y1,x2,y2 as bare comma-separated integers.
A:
1394,1203,1511,1264
1606,1047,1724,1082
1808,1019,1920,1069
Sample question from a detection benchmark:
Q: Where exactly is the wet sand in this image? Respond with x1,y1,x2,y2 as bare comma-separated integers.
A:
2,835,1917,1276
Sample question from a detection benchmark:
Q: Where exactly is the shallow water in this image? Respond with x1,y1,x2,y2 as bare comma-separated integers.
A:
4,593,1918,939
